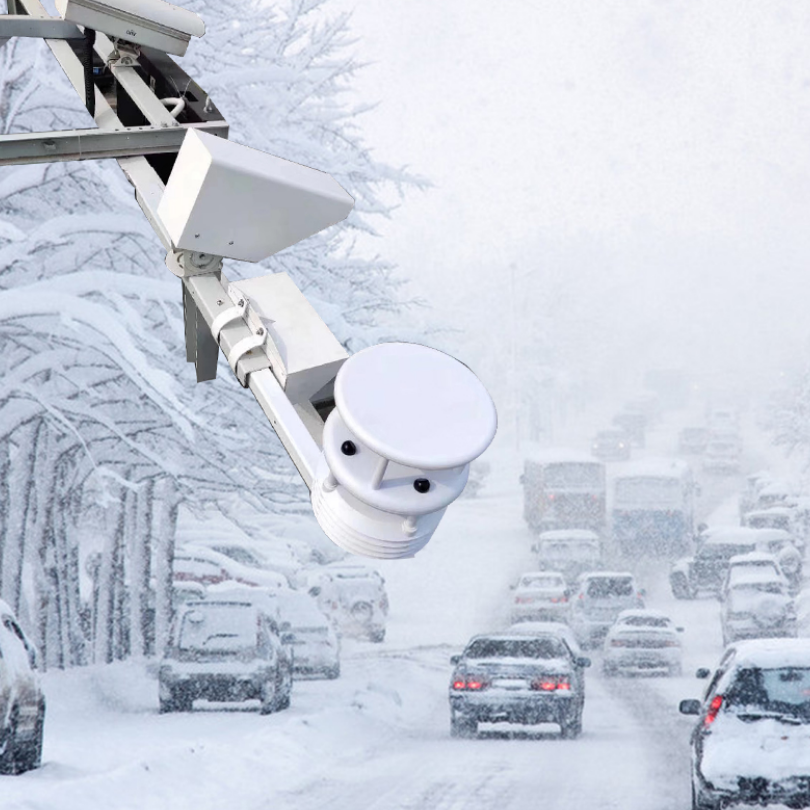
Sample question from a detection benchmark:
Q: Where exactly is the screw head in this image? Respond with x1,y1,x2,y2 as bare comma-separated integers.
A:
413,478,431,494
340,441,357,456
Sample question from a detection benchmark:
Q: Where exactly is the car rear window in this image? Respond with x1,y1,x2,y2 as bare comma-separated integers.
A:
178,604,256,652
519,575,563,589
587,578,633,598
465,638,566,659
621,616,669,628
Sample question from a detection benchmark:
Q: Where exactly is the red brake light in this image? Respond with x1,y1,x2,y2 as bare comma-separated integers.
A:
531,678,570,691
467,680,485,690
704,695,723,727
452,680,466,691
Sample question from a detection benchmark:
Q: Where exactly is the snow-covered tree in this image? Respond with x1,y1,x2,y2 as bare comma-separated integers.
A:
0,0,420,665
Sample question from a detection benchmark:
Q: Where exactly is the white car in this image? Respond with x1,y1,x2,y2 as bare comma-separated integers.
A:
721,552,786,601
603,610,683,676
681,639,810,809
721,571,797,646
569,572,645,649
308,564,388,642
276,591,340,680
174,545,290,591
532,529,601,584
510,572,569,623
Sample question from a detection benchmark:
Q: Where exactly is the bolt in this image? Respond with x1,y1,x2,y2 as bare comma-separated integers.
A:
341,441,357,456
216,299,223,306
256,327,265,336
228,241,234,246
237,299,245,307
194,233,200,238
413,478,431,494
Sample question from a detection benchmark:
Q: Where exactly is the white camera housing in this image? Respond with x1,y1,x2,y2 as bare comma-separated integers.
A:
55,0,204,56
311,343,497,558
159,129,354,263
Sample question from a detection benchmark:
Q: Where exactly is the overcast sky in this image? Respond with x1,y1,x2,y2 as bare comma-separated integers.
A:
330,1,810,405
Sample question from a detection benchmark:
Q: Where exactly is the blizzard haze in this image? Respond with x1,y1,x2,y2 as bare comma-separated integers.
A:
334,0,810,398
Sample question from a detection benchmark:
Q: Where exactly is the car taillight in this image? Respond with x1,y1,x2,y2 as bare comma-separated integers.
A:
610,639,627,647
453,679,488,691
531,678,571,691
550,596,568,603
515,596,535,604
704,695,723,727
663,640,679,647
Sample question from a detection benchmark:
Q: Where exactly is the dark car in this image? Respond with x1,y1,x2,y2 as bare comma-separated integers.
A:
159,599,293,714
448,633,590,739
678,427,710,455
670,528,758,599
591,429,632,461
680,640,810,810
0,601,44,774
612,411,646,448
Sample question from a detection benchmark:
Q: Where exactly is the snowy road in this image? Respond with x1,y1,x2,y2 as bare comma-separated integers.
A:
0,422,787,810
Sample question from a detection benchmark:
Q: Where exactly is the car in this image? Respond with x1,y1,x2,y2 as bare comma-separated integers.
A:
590,429,631,461
175,545,290,590
569,572,645,649
0,601,44,774
612,411,646,447
702,439,741,474
308,564,388,642
602,609,683,677
158,599,293,714
448,633,590,739
276,590,341,679
510,572,569,623
680,640,810,810
721,571,797,646
743,506,795,534
670,527,759,599
678,427,711,455
721,552,786,600
532,529,602,583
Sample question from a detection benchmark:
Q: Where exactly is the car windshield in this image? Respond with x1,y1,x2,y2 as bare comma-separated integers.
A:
726,668,810,719
465,638,566,659
177,604,256,652
587,578,633,598
698,543,756,561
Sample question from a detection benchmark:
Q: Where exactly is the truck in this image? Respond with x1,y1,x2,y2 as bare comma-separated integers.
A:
611,458,696,557
521,450,606,535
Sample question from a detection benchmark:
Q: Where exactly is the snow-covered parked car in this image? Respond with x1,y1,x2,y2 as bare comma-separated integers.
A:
276,590,340,680
602,609,683,677
159,599,293,714
702,438,741,474
680,639,810,810
532,529,602,584
721,571,797,646
449,633,589,739
510,571,569,623
0,601,44,774
309,564,388,642
175,545,290,591
569,571,645,649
